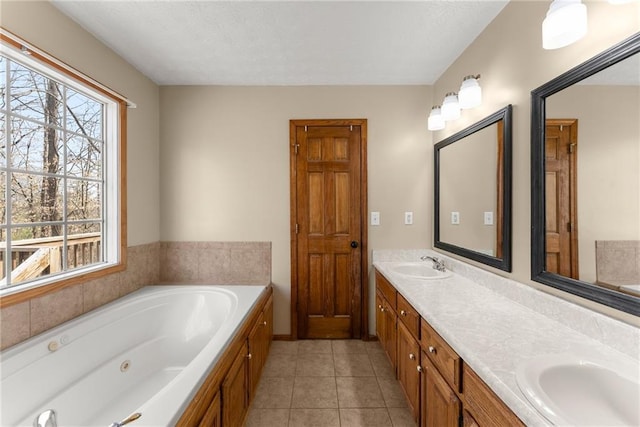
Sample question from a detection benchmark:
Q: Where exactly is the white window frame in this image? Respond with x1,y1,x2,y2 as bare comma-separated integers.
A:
0,33,126,301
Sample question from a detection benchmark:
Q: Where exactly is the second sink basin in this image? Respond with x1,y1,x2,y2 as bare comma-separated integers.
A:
516,353,640,426
389,262,451,280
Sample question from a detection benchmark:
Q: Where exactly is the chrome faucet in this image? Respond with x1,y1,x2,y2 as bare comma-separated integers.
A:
33,410,57,427
420,255,446,272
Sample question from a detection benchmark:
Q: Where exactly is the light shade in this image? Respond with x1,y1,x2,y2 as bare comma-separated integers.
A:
459,75,482,109
441,92,460,121
542,0,588,50
427,106,445,131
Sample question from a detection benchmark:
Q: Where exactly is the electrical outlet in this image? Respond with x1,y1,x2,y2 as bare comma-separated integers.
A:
404,211,413,225
451,211,460,225
371,211,380,226
484,211,494,225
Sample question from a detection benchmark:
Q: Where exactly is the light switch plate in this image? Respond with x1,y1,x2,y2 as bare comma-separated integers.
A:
484,211,494,225
451,211,460,225
404,211,413,225
371,211,380,226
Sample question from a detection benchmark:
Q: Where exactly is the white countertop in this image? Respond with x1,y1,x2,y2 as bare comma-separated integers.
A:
373,251,640,427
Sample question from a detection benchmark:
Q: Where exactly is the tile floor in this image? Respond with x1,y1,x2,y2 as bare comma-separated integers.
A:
245,340,417,427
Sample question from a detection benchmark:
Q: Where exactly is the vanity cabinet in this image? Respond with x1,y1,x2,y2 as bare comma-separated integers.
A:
421,353,460,427
375,272,397,368
177,286,273,427
462,363,525,427
397,321,421,421
374,270,524,427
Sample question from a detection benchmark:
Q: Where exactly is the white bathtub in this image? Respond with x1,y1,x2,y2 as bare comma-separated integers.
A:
0,285,267,427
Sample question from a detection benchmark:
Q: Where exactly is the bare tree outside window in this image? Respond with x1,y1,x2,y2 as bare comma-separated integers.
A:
0,54,105,287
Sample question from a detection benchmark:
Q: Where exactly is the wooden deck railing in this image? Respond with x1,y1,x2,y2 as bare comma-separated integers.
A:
0,233,101,286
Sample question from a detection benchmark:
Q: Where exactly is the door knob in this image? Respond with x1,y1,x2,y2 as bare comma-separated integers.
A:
350,241,359,248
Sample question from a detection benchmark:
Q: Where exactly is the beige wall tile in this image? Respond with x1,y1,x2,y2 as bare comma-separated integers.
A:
83,273,122,313
30,284,83,336
0,301,30,350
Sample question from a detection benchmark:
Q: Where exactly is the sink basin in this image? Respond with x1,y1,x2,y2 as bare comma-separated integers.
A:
516,353,640,426
389,262,451,280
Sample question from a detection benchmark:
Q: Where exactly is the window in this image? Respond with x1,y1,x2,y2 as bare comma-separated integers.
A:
0,36,125,298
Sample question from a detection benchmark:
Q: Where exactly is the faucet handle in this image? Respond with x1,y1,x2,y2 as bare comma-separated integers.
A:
34,410,57,427
109,413,142,427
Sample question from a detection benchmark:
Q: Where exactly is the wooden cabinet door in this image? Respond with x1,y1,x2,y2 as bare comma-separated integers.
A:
383,297,397,369
222,343,249,427
462,409,479,427
421,353,460,427
248,295,273,400
376,291,386,350
248,311,264,399
199,391,221,427
397,321,421,421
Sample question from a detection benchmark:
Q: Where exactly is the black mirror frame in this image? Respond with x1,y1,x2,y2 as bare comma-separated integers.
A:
531,32,640,316
434,105,513,272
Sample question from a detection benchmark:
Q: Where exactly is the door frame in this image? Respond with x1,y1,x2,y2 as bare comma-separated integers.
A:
289,118,368,340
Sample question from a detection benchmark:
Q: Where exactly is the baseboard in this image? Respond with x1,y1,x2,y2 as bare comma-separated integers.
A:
273,334,294,341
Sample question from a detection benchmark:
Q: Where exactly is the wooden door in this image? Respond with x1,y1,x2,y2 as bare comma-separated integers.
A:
421,353,460,427
545,119,578,278
397,321,421,422
291,119,367,339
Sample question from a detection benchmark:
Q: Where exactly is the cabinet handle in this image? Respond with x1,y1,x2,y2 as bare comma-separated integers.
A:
380,307,385,312
428,346,436,354
400,310,407,316
378,304,383,310
263,321,268,326
417,365,423,373
409,353,416,360
247,353,252,360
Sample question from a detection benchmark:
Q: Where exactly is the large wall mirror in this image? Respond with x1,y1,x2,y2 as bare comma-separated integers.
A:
531,33,639,316
434,105,512,271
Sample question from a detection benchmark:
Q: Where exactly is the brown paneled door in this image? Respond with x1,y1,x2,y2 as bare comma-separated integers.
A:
290,119,367,339
545,119,578,278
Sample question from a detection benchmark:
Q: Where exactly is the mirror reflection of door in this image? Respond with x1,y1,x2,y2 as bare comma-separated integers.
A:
545,119,578,279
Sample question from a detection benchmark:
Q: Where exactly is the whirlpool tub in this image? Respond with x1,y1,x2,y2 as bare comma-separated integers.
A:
0,285,268,426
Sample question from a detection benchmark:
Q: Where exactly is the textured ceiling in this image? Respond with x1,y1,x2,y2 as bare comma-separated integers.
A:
51,0,509,86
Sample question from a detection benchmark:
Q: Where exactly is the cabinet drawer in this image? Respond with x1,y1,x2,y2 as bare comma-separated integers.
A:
397,293,420,340
375,271,397,309
420,318,461,392
462,364,525,427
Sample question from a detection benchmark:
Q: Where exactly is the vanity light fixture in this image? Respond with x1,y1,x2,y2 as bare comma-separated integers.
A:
458,75,482,109
542,0,588,50
428,105,445,131
441,92,461,121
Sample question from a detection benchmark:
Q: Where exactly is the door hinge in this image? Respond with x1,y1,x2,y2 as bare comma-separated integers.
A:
295,223,299,234
560,125,564,132
569,143,576,153
304,125,308,132
350,125,353,131
294,144,299,154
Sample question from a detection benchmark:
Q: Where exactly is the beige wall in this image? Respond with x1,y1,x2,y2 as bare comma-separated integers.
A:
0,0,161,246
432,0,639,322
548,85,640,283
160,86,432,335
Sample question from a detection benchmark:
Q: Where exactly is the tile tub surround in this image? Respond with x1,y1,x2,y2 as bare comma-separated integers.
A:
246,339,417,427
0,242,160,350
373,249,640,426
159,241,271,285
0,241,271,350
